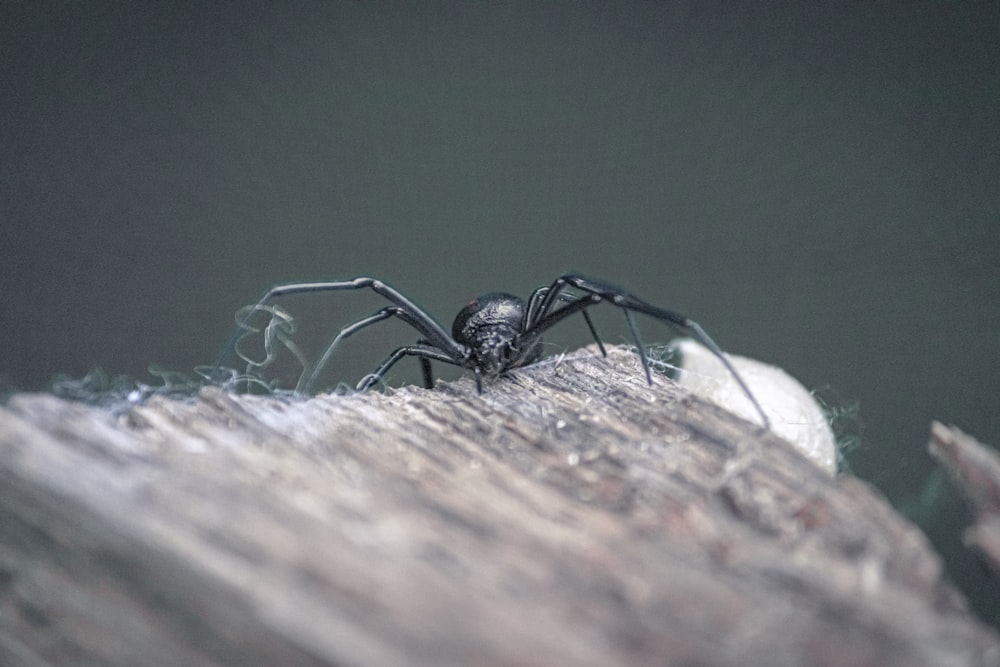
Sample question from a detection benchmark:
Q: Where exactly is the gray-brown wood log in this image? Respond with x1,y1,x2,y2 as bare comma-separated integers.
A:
929,422,1000,577
1,346,997,666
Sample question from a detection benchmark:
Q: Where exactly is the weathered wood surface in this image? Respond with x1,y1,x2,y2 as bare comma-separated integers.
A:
1,346,997,666
929,422,1000,577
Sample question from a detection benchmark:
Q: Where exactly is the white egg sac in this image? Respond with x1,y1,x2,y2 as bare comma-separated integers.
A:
669,338,837,476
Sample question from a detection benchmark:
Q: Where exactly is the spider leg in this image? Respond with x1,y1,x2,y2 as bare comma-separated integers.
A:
212,278,467,383
301,306,441,393
527,273,771,430
579,310,606,356
524,286,606,357
523,286,550,328
356,344,471,392
528,289,653,379
622,308,652,383
420,356,434,389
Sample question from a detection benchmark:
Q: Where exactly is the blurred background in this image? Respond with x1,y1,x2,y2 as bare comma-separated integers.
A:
2,2,998,623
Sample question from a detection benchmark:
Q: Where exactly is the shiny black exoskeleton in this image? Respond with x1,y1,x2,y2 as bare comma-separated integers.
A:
214,273,769,428
451,293,542,377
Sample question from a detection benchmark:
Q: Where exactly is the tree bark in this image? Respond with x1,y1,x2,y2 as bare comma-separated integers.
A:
1,346,997,666
929,422,1000,578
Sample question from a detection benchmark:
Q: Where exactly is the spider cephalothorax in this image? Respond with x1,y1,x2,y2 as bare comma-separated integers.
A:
214,273,769,429
451,293,542,377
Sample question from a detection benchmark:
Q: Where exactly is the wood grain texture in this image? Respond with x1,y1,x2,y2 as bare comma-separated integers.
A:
929,422,1000,577
1,345,997,666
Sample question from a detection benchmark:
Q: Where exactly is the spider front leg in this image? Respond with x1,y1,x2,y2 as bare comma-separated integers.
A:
212,277,466,393
299,306,399,393
303,306,459,393
356,344,471,392
212,278,463,373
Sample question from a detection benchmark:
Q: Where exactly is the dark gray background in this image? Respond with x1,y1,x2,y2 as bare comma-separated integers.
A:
3,3,998,623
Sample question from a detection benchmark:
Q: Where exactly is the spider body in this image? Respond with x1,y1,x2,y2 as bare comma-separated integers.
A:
451,293,542,377
214,273,770,429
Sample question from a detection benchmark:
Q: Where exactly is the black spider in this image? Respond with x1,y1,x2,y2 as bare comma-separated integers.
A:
212,273,770,429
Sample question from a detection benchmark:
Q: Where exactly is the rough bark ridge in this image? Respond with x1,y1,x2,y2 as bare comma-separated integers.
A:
929,422,1000,579
1,346,997,666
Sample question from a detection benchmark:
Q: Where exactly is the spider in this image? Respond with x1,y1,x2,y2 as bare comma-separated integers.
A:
212,273,770,429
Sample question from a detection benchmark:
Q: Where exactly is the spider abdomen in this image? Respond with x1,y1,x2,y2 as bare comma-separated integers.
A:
452,293,542,375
